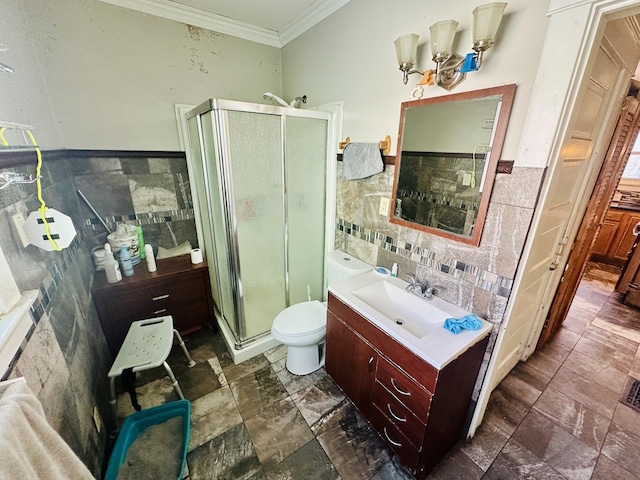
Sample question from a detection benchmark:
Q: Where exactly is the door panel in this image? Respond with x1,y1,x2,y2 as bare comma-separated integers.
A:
470,11,640,439
543,96,640,345
485,45,629,395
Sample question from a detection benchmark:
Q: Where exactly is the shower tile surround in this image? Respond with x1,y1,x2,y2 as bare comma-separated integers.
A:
0,150,198,476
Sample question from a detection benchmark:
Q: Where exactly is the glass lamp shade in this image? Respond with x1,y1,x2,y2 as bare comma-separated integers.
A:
472,2,507,47
394,34,419,67
429,20,458,59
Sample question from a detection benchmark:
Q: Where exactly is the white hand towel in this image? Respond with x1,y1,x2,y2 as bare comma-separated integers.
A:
342,143,384,180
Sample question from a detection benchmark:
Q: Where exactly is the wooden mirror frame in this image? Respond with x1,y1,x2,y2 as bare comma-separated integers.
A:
390,84,516,246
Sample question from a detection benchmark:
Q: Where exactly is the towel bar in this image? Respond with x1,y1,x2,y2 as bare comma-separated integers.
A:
339,135,391,155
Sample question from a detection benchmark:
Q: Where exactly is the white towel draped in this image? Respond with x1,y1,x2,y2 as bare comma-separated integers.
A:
0,378,94,479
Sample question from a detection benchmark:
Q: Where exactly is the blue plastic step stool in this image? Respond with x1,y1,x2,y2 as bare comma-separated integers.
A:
108,316,195,434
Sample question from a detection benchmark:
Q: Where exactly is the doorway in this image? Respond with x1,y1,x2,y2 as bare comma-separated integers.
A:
540,89,640,347
469,2,640,438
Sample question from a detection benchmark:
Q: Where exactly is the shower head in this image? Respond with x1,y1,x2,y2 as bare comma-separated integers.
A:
262,92,289,108
289,95,307,108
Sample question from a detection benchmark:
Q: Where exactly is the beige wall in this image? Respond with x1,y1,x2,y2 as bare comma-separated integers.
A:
282,0,550,166
3,0,282,151
3,0,550,155
0,1,61,148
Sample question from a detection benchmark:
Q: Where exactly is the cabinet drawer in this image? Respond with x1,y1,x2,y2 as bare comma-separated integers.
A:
372,381,426,447
369,404,420,472
376,356,432,422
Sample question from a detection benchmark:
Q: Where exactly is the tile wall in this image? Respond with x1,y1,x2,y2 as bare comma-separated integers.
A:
0,149,197,476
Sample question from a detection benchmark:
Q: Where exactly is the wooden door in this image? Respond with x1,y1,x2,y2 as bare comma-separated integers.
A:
482,27,635,398
540,97,640,346
469,7,640,440
325,310,376,415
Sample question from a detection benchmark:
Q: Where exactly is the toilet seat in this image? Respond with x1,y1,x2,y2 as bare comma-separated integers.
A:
272,300,326,337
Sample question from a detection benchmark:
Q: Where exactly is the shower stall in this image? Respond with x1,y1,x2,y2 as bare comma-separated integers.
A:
185,100,333,362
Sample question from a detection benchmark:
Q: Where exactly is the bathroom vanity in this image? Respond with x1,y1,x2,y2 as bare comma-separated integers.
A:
93,254,216,358
326,272,491,478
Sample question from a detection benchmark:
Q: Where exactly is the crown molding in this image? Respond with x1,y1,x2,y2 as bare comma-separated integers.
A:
278,0,352,46
99,0,281,47
99,0,351,48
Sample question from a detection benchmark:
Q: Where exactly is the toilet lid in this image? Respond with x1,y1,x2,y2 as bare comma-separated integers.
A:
273,300,326,336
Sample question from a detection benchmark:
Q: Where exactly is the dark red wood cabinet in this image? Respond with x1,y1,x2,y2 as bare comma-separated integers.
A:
92,255,216,358
326,293,489,478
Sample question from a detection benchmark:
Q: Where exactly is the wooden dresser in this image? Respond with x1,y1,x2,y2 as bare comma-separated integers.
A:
92,254,216,358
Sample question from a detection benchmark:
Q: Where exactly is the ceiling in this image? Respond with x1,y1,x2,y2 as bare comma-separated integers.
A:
99,0,352,47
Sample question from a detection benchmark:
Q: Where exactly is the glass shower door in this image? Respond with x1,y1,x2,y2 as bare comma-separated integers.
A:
286,116,328,304
190,111,238,338
226,110,287,340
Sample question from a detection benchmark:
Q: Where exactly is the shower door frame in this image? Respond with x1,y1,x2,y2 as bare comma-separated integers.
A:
186,99,334,349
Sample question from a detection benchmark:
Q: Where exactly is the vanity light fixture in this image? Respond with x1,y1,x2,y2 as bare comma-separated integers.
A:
394,2,507,91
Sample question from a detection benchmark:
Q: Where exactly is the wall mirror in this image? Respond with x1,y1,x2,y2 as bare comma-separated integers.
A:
390,84,516,246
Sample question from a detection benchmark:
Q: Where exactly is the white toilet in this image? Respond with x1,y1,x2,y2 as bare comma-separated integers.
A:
271,250,372,375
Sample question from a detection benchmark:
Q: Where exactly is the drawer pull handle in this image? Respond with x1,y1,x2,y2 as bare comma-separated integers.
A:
153,309,167,314
383,427,402,447
152,294,170,301
368,356,374,374
387,403,406,423
390,378,410,396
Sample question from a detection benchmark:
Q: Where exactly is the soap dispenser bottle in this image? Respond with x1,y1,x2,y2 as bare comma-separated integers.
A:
119,245,134,277
103,244,122,283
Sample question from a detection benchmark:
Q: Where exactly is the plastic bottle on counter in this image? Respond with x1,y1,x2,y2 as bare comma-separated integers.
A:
136,226,146,259
119,245,134,277
391,263,398,277
103,244,122,283
144,244,157,272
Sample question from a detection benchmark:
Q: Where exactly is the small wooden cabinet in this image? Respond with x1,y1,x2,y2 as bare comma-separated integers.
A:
92,255,216,358
326,293,489,478
592,207,640,266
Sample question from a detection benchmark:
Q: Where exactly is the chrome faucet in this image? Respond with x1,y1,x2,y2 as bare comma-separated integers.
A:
422,286,436,300
404,274,434,299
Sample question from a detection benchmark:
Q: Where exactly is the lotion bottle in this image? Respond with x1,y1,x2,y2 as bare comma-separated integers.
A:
391,263,398,277
103,244,122,283
144,244,157,272
119,245,134,277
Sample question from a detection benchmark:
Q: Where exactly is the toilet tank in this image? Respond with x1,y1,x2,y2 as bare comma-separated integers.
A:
326,250,372,286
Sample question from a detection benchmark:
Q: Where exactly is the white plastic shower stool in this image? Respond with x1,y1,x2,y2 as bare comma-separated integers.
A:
107,315,195,434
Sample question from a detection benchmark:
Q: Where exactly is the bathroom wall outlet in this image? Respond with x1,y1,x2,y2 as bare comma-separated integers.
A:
379,197,390,216
11,213,29,248
92,406,102,433
482,119,495,129
462,173,472,186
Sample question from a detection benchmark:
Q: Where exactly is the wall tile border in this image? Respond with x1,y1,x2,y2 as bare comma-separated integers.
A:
337,218,513,298
82,208,195,231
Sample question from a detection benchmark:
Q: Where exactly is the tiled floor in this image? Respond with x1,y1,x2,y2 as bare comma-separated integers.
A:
114,262,640,479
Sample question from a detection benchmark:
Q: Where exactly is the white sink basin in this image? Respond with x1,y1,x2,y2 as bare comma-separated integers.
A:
329,271,493,369
352,280,445,338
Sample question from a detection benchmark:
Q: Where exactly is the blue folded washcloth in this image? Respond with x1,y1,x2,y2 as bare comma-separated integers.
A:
443,314,483,334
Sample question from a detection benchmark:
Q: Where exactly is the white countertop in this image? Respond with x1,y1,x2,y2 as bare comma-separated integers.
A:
328,271,492,370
